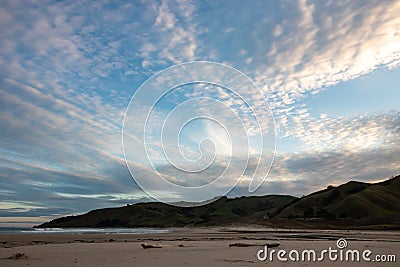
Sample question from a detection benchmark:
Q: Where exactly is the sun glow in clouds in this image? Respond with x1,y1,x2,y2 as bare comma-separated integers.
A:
123,62,275,205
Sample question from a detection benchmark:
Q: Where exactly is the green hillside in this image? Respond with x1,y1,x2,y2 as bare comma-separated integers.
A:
276,175,400,219
39,195,296,228
38,175,400,229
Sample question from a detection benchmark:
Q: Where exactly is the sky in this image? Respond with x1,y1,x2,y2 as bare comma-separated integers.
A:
0,0,399,226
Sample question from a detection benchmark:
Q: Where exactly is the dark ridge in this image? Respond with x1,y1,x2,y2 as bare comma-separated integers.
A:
37,175,400,230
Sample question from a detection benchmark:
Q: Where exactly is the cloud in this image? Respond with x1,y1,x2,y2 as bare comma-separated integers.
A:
235,145,400,198
0,156,149,223
0,0,399,221
138,0,200,68
255,0,400,137
260,0,400,92
280,110,400,153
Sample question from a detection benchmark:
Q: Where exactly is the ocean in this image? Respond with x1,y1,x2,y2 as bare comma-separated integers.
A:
0,227,169,234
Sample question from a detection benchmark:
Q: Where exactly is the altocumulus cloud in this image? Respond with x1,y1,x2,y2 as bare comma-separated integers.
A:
0,0,399,224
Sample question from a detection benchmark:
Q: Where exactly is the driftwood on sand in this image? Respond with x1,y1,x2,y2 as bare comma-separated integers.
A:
141,243,163,249
229,242,280,248
7,252,28,259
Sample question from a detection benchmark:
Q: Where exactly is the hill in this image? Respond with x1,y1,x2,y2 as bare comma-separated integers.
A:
38,195,296,228
38,175,400,229
275,175,400,220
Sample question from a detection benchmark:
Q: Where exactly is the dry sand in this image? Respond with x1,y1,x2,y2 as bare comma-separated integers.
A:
0,228,399,266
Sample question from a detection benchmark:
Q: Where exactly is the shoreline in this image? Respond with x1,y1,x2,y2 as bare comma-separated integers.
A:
1,228,399,266
2,227,400,247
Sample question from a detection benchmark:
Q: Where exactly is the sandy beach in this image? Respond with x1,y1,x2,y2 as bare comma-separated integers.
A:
0,228,399,266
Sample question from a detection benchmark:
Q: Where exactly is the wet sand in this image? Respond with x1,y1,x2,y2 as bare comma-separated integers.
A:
0,228,399,266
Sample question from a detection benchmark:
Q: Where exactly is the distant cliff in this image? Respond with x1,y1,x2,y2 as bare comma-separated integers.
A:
38,175,400,229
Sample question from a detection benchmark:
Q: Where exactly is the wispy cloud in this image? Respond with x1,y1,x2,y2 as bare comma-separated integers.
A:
257,0,400,138
0,0,399,221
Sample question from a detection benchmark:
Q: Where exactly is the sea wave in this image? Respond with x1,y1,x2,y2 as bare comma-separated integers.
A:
0,227,169,234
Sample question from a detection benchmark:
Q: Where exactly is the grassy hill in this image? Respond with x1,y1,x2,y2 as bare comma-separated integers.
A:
38,195,296,228
275,175,400,220
38,175,400,229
